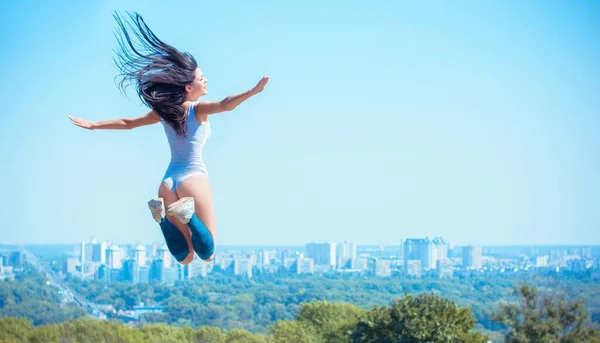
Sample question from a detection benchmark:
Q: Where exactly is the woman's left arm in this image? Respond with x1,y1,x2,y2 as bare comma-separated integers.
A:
195,76,269,115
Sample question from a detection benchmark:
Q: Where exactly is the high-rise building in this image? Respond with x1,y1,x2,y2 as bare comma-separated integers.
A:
8,251,24,268
91,240,108,264
122,259,138,283
336,241,357,269
406,260,422,278
64,257,78,274
259,250,271,266
164,267,179,285
462,245,482,270
305,242,336,268
436,259,453,278
399,238,404,259
351,257,369,271
568,259,587,272
179,264,193,280
582,247,593,260
234,257,253,278
217,256,233,272
375,260,391,277
157,245,172,268
95,264,108,281
432,237,448,262
249,253,258,267
402,237,449,272
106,244,123,269
109,268,121,282
134,244,147,267
550,249,567,263
138,266,150,284
150,242,160,258
297,257,315,274
150,259,165,282
282,257,297,273
536,255,549,268
191,260,209,277
404,238,438,271
80,241,86,272
85,263,100,277
278,248,292,261
80,238,95,267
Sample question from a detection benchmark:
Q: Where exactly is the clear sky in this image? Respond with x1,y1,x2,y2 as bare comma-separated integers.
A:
0,0,598,246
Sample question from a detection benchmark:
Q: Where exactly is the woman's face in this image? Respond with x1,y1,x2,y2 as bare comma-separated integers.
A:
187,68,208,99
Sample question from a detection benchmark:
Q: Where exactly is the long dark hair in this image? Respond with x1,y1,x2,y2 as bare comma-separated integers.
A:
112,11,197,137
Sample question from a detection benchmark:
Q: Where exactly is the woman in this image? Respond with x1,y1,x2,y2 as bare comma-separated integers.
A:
69,12,269,264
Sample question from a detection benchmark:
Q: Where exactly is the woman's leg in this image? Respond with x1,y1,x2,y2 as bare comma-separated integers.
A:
173,175,217,261
157,182,195,264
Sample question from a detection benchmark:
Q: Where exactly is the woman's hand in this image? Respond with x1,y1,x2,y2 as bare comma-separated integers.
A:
251,77,269,95
69,116,96,130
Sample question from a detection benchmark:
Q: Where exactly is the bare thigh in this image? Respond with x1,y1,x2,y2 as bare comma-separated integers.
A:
158,182,195,264
175,175,218,248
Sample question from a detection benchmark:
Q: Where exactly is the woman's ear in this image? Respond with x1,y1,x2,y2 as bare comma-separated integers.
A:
185,84,192,93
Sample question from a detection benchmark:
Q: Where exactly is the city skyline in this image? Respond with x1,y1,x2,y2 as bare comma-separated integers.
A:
18,234,598,285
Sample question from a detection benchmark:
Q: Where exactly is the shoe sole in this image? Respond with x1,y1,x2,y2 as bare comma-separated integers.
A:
148,198,165,223
166,197,195,223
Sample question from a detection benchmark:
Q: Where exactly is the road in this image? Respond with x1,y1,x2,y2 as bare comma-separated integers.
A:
23,249,107,320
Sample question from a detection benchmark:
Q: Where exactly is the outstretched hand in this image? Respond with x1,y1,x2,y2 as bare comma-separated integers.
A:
69,116,95,130
251,77,269,95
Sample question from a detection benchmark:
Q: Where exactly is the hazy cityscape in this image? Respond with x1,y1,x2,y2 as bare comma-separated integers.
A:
4,238,599,284
2,238,599,343
4,239,600,299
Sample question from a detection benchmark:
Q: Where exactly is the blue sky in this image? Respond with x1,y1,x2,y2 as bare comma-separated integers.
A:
0,0,598,246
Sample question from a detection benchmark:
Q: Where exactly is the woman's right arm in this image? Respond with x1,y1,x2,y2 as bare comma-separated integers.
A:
69,110,160,130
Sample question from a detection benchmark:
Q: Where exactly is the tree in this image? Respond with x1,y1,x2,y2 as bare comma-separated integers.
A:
0,317,34,342
140,324,190,343
57,318,144,343
296,301,366,343
493,283,600,343
225,328,270,343
27,325,61,343
195,326,227,343
270,320,320,343
350,293,488,343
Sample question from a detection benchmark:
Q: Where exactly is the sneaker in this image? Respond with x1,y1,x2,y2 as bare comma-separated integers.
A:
147,198,165,223
166,197,195,225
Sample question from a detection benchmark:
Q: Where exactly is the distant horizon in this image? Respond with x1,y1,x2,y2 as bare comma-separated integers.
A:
4,242,600,249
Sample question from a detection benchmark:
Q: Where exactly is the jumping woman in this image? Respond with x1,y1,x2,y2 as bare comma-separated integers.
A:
69,12,269,264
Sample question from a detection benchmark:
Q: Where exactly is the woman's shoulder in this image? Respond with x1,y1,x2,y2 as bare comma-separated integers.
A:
182,100,196,112
185,101,209,124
